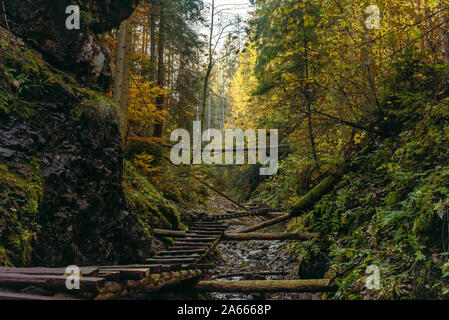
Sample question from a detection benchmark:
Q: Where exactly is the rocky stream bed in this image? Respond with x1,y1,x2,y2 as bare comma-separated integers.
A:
202,196,321,300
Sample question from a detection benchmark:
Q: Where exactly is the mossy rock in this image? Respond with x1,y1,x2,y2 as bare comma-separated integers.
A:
0,160,43,266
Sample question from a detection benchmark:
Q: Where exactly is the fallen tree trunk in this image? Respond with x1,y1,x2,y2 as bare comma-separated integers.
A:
162,156,247,211
192,175,248,211
290,175,340,216
223,232,318,241
194,279,336,293
237,214,291,233
238,174,341,233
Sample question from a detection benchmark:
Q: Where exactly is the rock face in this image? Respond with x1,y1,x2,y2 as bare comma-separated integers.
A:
0,109,149,267
0,0,149,267
1,0,137,86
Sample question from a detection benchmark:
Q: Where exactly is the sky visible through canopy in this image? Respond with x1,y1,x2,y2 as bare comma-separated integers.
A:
203,0,253,50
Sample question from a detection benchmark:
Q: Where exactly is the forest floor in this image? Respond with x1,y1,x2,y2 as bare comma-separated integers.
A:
204,196,321,300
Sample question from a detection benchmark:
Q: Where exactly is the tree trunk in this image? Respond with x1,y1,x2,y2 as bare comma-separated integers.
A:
303,25,319,170
154,1,165,138
113,18,132,136
290,174,340,216
237,214,291,233
121,19,132,120
113,20,126,109
238,174,342,233
150,0,157,80
201,0,214,124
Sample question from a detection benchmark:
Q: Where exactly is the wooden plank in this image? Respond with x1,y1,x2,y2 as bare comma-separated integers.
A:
175,241,214,246
146,258,197,264
158,249,206,255
206,208,272,221
169,245,211,250
190,226,227,231
153,254,200,259
194,279,337,293
186,230,223,235
95,264,213,272
98,268,149,280
186,234,219,239
0,290,78,300
190,223,228,227
177,237,216,242
192,222,229,225
93,265,167,273
0,273,104,292
0,267,98,277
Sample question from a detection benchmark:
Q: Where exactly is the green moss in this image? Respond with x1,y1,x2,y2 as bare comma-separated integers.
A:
123,161,185,233
0,159,44,266
80,11,94,25
0,28,112,126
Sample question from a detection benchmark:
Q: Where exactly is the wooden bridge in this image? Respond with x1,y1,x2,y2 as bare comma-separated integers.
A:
0,206,335,300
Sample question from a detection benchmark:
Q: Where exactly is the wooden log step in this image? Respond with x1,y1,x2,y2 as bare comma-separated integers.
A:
222,232,319,241
186,234,220,239
175,241,214,246
194,279,337,293
97,268,149,280
94,263,212,272
153,229,187,238
159,249,206,255
0,273,104,292
145,261,196,265
190,223,228,227
192,222,228,225
205,209,273,221
153,254,200,259
176,237,216,242
93,264,168,273
186,230,223,235
169,245,211,250
146,258,197,264
191,223,228,227
190,226,228,230
188,230,224,234
191,224,227,228
0,267,98,277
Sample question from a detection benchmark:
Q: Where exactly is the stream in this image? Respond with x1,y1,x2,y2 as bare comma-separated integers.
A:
203,196,321,300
